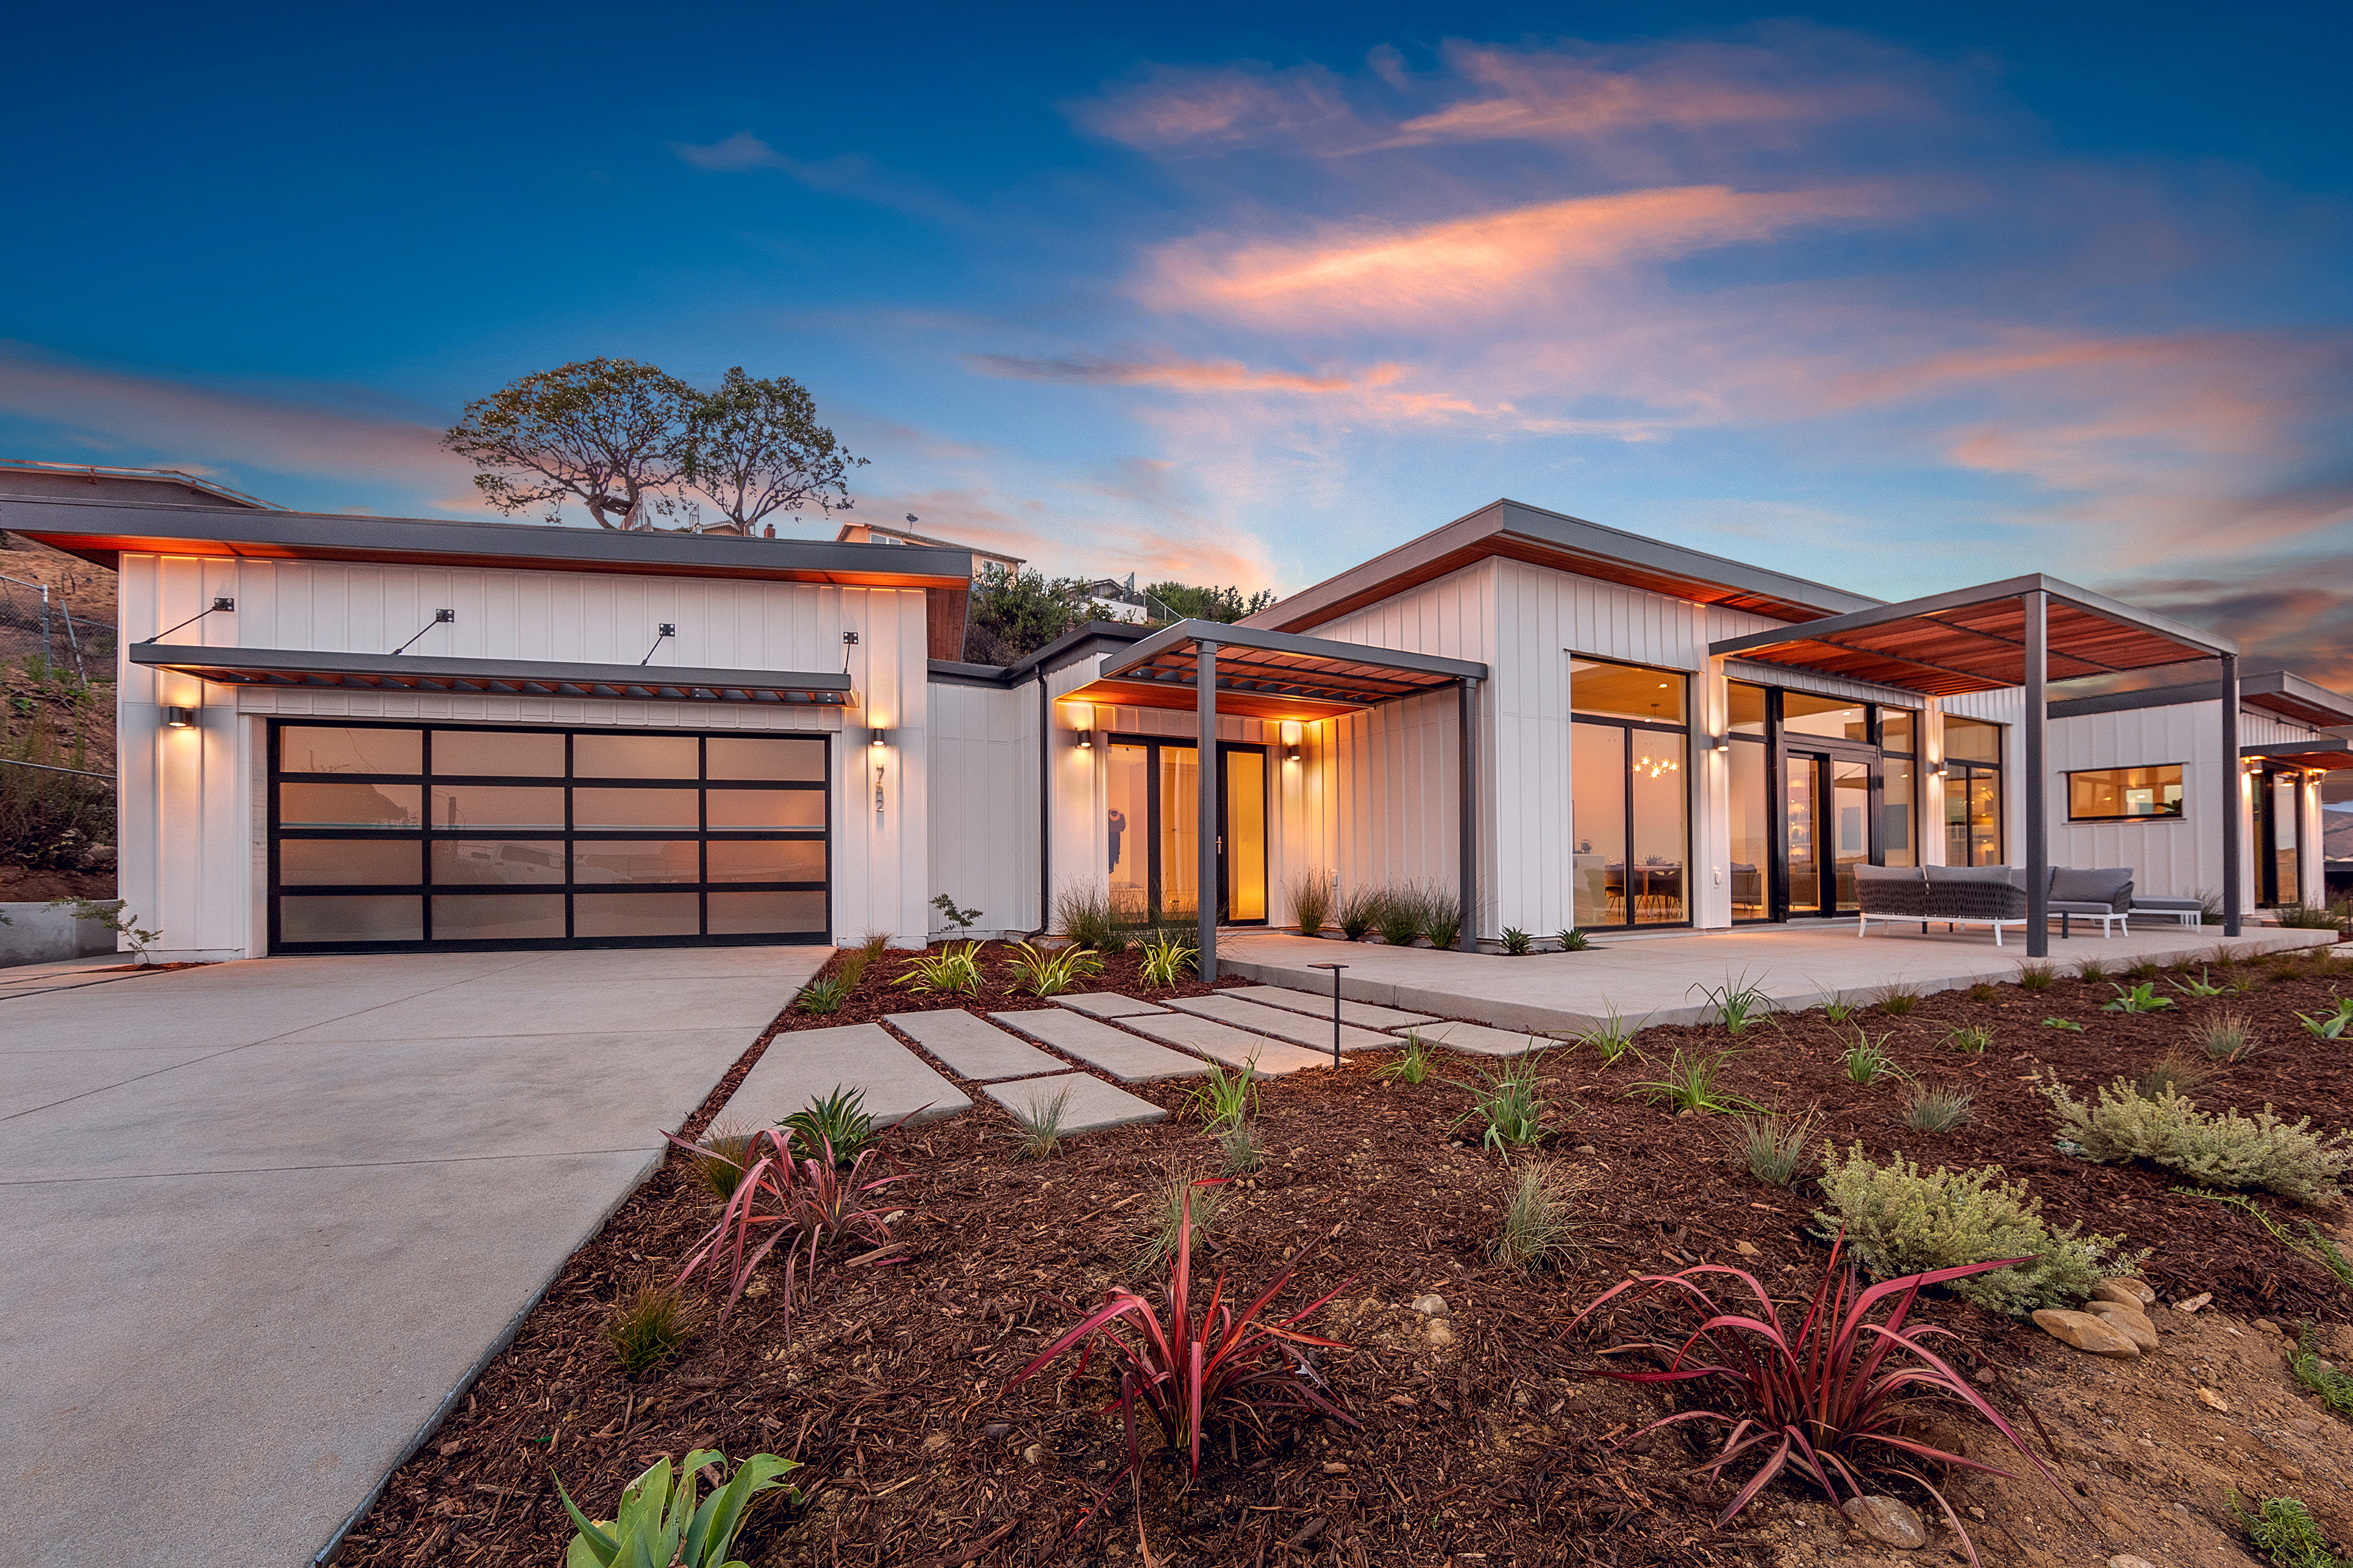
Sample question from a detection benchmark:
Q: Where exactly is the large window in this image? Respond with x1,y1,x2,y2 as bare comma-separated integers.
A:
1943,716,2003,865
1570,657,1688,928
2067,765,2185,823
271,722,829,951
1727,681,1769,920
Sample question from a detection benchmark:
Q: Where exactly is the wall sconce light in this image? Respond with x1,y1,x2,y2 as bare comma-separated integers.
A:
1712,734,1729,753
868,727,893,751
1075,728,1093,749
1280,720,1302,762
163,706,196,728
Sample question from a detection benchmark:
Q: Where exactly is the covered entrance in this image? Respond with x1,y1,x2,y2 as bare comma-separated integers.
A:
1104,738,1268,925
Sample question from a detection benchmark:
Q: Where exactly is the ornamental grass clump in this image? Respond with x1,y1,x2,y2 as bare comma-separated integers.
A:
893,940,983,996
1338,885,1382,941
1138,931,1197,987
1003,939,1101,997
1813,1146,2137,1314
1288,867,1334,936
1726,1107,1817,1186
1493,1159,1577,1272
1420,889,1465,951
1006,1085,1071,1160
605,1282,700,1375
1452,1053,1552,1150
1010,1181,1357,1497
1374,889,1427,948
2040,1078,2353,1205
663,1125,907,1331
1566,1234,2074,1565
1373,1033,1434,1084
1903,1082,1975,1134
692,1120,758,1199
1054,882,1119,953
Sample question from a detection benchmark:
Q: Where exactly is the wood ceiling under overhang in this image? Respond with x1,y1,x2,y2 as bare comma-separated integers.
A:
1710,575,2237,697
1062,622,1487,721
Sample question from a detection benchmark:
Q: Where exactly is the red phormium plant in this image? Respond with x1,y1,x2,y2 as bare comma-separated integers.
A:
663,1126,907,1331
1007,1179,1358,1488
1564,1234,2077,1566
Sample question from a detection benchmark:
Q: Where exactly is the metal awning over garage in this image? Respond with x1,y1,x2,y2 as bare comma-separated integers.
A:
131,645,856,708
2244,740,2353,771
1709,573,2244,955
1062,620,1488,981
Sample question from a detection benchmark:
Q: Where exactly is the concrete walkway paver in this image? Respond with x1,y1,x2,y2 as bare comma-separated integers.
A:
1054,992,1168,1018
885,1009,1063,1082
1116,1009,1333,1075
0,943,825,1568
991,1008,1208,1081
1406,1020,1566,1056
982,1072,1165,1134
1224,984,1438,1030
1162,992,1394,1053
718,1022,971,1131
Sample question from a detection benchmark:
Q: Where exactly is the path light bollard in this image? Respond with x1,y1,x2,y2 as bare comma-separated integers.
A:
1307,962,1347,1067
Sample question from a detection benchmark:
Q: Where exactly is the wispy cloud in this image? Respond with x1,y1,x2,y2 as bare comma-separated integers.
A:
963,352,1396,393
669,132,972,226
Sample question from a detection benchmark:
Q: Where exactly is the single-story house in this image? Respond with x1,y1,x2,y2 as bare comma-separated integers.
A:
2,486,2344,965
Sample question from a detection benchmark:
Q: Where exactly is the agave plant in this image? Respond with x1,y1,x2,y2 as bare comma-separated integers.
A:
893,940,984,996
781,1085,876,1162
1007,1181,1357,1491
663,1125,907,1330
557,1448,799,1568
1564,1236,2074,1567
1004,939,1101,997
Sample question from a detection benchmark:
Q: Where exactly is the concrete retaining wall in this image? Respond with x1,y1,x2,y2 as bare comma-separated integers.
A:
0,903,118,967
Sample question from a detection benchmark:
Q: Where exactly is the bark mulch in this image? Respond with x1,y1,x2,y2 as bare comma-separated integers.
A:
334,942,2353,1567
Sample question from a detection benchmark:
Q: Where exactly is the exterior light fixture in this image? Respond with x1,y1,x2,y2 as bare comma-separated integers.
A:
142,597,235,644
868,727,893,750
1281,720,1303,761
1076,728,1093,749
163,706,196,728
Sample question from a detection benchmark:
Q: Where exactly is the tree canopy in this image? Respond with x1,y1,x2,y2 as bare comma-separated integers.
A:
963,568,1112,665
444,359,860,532
1142,581,1279,623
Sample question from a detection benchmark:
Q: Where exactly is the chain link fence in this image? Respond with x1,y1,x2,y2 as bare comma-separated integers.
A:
0,573,113,682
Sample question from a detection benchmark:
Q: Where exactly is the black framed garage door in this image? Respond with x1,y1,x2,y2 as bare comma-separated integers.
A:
269,720,830,951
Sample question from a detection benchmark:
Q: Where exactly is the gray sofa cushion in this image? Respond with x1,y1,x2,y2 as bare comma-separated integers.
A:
1854,864,1929,917
1923,864,2027,919
2050,867,2134,911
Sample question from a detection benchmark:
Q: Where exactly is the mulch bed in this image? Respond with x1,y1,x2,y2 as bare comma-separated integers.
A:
335,943,2353,1567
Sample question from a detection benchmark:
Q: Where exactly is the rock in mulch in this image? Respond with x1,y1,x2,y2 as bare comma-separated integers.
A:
2092,1277,2157,1309
2110,1555,2159,1568
1842,1494,1928,1549
2175,1291,2213,1313
2084,1298,2160,1353
1412,1294,1449,1317
2032,1308,2142,1358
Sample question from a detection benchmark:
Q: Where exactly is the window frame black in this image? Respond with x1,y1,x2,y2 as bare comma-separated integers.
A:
1103,733,1271,927
1568,654,1693,931
2063,762,2188,825
267,718,832,953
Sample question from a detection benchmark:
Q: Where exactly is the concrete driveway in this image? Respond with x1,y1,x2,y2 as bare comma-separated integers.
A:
0,945,825,1567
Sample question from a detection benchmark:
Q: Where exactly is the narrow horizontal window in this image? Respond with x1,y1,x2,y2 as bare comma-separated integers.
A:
2067,764,2185,822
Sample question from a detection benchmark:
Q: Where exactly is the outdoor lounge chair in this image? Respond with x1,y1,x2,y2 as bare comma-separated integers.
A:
2046,867,2135,937
1854,864,2029,944
2128,895,2207,929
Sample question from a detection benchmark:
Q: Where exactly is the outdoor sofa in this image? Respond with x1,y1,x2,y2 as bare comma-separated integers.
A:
1854,864,2143,944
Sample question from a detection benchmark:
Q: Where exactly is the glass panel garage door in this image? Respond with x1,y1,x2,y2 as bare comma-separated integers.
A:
271,721,829,951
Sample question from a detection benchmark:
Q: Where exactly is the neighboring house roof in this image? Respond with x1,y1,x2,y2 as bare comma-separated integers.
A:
836,520,1023,579
0,459,278,511
1240,497,1882,634
2,495,978,660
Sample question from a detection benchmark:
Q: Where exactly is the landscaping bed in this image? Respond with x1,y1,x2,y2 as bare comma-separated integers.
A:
336,946,2353,1567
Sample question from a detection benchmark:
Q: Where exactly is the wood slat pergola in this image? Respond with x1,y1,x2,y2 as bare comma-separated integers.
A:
1712,574,2243,956
1062,620,1488,978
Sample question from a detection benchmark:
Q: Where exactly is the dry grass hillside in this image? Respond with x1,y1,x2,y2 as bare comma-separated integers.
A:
1,532,118,899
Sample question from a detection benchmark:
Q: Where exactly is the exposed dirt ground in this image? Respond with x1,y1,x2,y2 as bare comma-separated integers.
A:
336,943,2353,1568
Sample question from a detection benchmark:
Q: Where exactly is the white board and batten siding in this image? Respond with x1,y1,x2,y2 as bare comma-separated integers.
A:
925,678,1038,937
121,553,936,959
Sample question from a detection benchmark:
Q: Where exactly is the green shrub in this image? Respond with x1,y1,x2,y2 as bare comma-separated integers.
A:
1420,889,1464,951
1554,927,1591,952
1138,931,1196,987
781,1086,876,1162
1374,889,1425,948
2290,1327,2353,1422
2017,961,2057,992
796,973,852,1014
1814,1145,2138,1314
560,1449,799,1568
1003,939,1101,997
1726,1108,1815,1186
1339,885,1382,940
1005,1084,1071,1159
1501,926,1533,956
2041,1078,2353,1205
1452,1053,1552,1150
1288,867,1333,935
893,941,983,996
1903,1081,1974,1133
1374,1033,1434,1084
690,1120,757,1199
2236,1494,2349,1568
2273,903,2344,931
1054,881,1130,954
1876,982,1923,1017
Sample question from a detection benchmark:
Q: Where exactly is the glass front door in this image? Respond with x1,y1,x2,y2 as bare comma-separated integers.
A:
1783,753,1824,917
1832,758,1871,914
2257,769,2303,906
1782,748,1877,917
1104,738,1268,924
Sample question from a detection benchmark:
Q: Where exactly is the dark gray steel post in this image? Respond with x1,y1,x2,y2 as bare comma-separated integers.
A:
2024,589,2049,959
1458,676,1479,951
2221,652,2243,937
1197,639,1219,981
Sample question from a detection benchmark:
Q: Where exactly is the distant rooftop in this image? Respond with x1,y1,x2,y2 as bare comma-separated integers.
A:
0,458,279,511
836,518,1022,579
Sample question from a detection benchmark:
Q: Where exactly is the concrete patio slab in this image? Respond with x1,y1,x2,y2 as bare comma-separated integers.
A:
1053,992,1168,1018
1221,924,2329,1037
1116,1010,1334,1075
716,1022,971,1131
885,1009,1063,1082
990,1009,1208,1081
1162,993,1394,1053
0,942,826,1568
982,1071,1165,1134
1224,985,1438,1030
274,973,789,1042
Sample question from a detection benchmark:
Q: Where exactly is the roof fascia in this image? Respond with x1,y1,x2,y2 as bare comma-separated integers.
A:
1240,498,1879,634
1100,617,1489,683
0,496,972,587
130,642,854,692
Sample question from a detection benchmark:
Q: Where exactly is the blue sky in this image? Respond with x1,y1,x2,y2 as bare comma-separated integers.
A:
4,2,2349,674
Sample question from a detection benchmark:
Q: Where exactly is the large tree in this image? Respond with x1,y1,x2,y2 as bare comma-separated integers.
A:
683,367,865,534
1142,581,1279,623
963,567,1112,665
443,358,696,529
